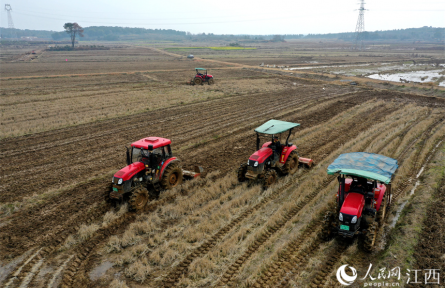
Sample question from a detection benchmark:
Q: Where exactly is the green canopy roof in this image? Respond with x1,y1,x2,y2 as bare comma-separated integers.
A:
327,152,398,184
195,68,206,70
254,120,300,135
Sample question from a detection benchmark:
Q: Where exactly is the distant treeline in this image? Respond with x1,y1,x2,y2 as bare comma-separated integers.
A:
305,26,444,41
0,26,443,42
0,28,54,39
51,26,187,41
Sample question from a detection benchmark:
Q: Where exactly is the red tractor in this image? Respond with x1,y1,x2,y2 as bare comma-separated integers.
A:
322,152,398,251
237,120,313,189
188,68,214,85
110,137,204,211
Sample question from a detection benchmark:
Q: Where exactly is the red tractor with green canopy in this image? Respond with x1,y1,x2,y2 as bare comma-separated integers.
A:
237,119,313,189
321,152,398,251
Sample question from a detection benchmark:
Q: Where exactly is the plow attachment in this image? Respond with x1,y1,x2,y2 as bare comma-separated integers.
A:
299,157,313,168
183,165,205,179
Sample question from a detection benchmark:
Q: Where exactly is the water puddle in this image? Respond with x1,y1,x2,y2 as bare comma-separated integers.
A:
289,63,373,70
367,69,445,86
89,261,113,281
390,140,444,228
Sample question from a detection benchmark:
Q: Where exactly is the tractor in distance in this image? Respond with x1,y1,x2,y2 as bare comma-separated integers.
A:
188,68,214,85
110,137,204,211
237,119,313,189
321,152,398,251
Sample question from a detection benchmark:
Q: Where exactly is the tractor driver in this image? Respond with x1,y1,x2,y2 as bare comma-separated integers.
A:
350,177,368,194
273,136,281,153
271,136,281,162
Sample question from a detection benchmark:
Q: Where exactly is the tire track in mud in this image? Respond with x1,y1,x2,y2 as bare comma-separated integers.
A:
3,204,109,288
214,178,337,288
391,119,445,202
254,221,323,288
9,174,221,288
60,175,222,288
160,175,305,288
154,104,394,288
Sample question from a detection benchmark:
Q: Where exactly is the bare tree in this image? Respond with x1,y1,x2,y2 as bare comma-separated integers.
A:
63,23,84,48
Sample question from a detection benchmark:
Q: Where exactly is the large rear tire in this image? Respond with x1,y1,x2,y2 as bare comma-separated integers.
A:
129,186,149,211
161,164,183,190
194,77,202,85
282,151,299,175
263,169,277,189
237,163,248,182
377,194,387,226
363,222,377,252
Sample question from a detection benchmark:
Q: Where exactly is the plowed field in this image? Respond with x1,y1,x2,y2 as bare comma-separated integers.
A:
1,44,445,288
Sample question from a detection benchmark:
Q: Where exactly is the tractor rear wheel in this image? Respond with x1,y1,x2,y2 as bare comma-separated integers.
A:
237,163,248,182
363,222,377,252
194,78,202,85
263,169,277,189
129,186,149,211
282,151,299,175
161,164,183,190
321,211,335,241
377,195,387,226
208,78,214,85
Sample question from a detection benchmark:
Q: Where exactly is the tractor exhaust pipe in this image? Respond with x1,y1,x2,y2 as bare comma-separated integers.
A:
126,147,131,165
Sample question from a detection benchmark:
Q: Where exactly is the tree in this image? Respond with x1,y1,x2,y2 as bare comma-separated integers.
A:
272,35,285,42
63,22,84,48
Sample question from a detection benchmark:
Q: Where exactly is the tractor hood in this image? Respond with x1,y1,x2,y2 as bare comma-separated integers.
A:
114,162,145,181
340,192,365,217
207,74,213,78
249,147,273,164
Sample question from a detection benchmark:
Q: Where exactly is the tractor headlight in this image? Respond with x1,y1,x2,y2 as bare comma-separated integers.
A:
339,213,343,221
117,178,123,185
112,176,114,183
247,160,250,165
254,161,258,167
351,216,357,224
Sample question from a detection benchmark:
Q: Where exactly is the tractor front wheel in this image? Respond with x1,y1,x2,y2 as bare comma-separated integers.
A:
129,186,149,211
363,222,377,252
161,164,183,190
282,151,299,175
237,163,248,182
263,169,277,189
194,78,202,85
208,78,214,85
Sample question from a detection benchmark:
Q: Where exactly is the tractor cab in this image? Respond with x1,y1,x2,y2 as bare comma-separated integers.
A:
322,152,398,251
127,137,172,167
237,120,313,189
